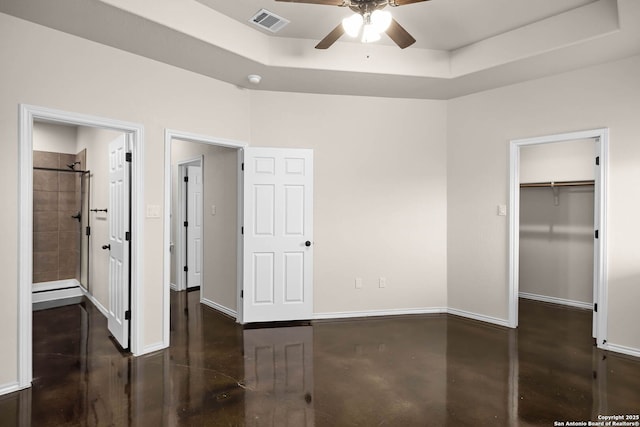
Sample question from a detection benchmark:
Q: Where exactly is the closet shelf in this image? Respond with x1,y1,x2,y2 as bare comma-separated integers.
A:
520,180,594,188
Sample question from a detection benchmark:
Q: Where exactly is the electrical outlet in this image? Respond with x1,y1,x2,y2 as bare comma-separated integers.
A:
379,277,387,288
355,278,363,289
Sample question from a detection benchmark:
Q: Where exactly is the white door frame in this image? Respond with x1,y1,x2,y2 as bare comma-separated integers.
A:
163,129,247,345
509,128,608,348
175,157,203,291
18,104,145,390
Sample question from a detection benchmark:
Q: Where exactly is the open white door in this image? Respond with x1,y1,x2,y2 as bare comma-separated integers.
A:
187,165,203,289
108,134,130,349
243,148,313,323
592,138,601,339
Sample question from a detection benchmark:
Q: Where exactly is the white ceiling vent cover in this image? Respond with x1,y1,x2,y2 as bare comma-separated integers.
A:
249,9,290,33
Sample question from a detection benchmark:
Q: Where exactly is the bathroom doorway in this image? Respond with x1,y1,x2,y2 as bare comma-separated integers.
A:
18,104,145,390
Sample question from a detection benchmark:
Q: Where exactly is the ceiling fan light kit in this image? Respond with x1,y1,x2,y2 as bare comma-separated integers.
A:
343,9,391,42
276,0,427,49
342,13,363,37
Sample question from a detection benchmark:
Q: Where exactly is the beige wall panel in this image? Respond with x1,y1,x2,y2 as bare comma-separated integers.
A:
0,12,250,387
250,91,449,314
447,54,640,350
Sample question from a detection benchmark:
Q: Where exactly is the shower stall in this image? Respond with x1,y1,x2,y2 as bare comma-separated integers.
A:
33,149,92,298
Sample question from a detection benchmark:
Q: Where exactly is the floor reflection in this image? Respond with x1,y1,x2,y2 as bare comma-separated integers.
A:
0,292,639,426
243,327,314,426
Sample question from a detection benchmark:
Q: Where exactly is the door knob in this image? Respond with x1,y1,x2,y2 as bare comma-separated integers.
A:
102,244,111,250
305,241,311,247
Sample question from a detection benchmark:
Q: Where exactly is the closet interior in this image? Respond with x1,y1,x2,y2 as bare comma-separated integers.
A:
518,139,596,312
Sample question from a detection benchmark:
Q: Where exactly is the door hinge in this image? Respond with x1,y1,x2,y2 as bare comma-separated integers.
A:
124,310,131,320
595,156,600,166
594,303,598,312
85,226,91,236
184,176,188,183
184,266,188,272
241,163,244,171
125,231,130,241
126,152,132,163
241,226,244,235
184,221,188,227
241,290,244,298
595,230,599,239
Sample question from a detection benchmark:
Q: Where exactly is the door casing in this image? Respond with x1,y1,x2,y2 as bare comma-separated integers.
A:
163,130,247,347
509,128,608,348
17,104,145,391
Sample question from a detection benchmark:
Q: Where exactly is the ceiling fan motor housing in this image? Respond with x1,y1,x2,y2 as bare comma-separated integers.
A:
348,0,390,14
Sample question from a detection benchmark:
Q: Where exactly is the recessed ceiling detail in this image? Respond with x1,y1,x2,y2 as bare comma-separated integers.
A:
249,8,290,33
1,0,638,99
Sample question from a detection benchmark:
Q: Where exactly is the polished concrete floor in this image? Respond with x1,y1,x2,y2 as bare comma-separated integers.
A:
1,292,639,426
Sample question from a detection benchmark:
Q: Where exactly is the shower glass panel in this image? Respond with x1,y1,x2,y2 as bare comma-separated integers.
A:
33,149,90,291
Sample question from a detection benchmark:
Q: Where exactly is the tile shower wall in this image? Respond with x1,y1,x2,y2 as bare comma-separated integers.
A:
33,150,85,284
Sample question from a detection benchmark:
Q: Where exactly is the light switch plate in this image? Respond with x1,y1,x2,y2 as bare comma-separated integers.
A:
497,204,507,216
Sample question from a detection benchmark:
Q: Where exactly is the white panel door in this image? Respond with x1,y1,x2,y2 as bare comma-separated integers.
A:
243,148,313,323
592,138,600,339
187,166,203,289
108,135,130,349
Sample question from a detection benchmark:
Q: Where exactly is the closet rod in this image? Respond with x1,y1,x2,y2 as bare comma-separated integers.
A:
520,180,594,188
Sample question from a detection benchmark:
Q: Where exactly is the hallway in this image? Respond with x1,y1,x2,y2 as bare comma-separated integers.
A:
0,292,638,426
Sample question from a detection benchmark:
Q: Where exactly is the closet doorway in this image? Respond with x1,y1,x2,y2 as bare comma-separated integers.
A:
509,128,608,348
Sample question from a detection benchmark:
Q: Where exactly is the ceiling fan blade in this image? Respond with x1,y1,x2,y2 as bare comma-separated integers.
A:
385,18,416,49
390,0,430,5
275,0,346,5
315,24,345,49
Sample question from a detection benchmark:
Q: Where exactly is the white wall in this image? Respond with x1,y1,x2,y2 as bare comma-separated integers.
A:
171,139,238,313
32,121,77,154
0,12,251,389
250,91,449,315
447,54,640,351
519,139,595,183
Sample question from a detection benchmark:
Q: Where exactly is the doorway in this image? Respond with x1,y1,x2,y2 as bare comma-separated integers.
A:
509,128,608,348
175,157,204,292
163,130,246,344
18,104,145,390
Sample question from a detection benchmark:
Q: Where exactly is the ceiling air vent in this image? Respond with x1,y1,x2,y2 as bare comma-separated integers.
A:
249,9,290,33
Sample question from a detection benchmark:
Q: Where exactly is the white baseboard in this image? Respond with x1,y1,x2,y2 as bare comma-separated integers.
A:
446,307,511,328
140,341,167,356
32,279,79,293
519,292,592,310
170,282,178,291
32,279,83,303
79,288,109,318
0,381,20,396
314,307,447,320
604,342,640,359
200,297,237,319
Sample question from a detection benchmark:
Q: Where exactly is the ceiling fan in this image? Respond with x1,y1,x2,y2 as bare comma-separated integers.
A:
275,0,429,49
